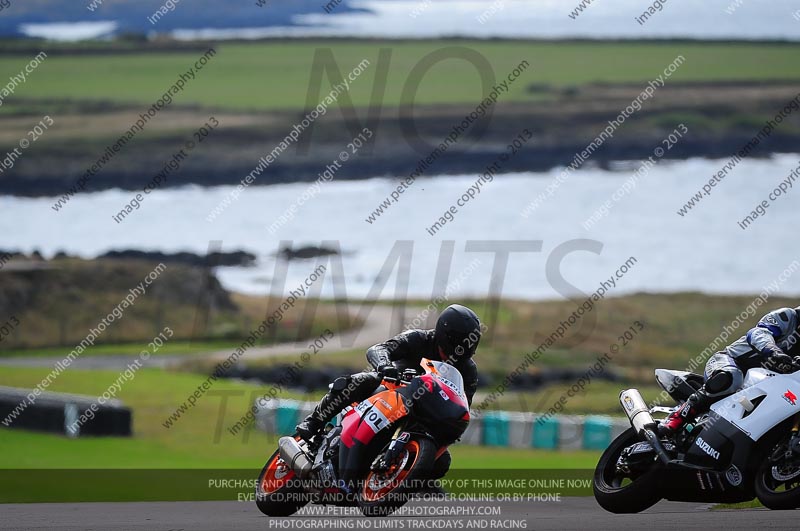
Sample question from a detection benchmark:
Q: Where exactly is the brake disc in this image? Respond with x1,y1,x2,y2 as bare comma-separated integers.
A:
771,464,800,482
367,451,411,489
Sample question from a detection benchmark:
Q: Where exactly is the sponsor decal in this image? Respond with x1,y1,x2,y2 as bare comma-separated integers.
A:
695,471,706,490
726,465,742,486
784,390,797,406
362,407,389,433
355,401,370,416
274,461,289,479
629,442,653,455
437,375,461,394
695,436,721,460
623,395,635,412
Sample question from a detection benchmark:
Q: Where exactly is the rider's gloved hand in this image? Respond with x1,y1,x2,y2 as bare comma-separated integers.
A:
763,352,794,373
378,364,399,381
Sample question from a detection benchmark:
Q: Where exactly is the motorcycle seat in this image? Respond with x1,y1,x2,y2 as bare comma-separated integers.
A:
654,369,704,402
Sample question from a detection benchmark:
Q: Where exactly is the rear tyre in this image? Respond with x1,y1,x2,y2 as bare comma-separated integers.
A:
357,437,437,517
255,443,309,517
593,428,662,514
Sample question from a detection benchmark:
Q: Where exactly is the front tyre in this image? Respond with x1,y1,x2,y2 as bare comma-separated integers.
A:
255,444,309,517
358,437,437,517
593,428,662,514
755,431,800,510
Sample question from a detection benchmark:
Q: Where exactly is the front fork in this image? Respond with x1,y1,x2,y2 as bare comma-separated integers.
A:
786,414,800,458
371,424,409,472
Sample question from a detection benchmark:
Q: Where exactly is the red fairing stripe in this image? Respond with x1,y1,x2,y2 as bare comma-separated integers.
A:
340,409,359,448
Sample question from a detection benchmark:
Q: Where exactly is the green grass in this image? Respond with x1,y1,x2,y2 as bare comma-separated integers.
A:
0,365,599,501
243,293,799,387
714,499,763,510
0,366,596,469
2,40,799,111
0,340,240,358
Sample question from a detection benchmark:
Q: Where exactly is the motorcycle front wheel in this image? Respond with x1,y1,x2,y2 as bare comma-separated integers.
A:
593,428,662,513
357,436,437,517
755,431,800,510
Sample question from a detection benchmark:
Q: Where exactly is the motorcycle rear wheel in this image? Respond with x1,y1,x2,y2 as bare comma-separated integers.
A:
255,443,310,517
593,428,662,513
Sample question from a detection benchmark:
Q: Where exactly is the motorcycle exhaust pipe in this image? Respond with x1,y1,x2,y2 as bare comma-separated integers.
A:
620,389,671,466
620,389,656,434
278,436,313,479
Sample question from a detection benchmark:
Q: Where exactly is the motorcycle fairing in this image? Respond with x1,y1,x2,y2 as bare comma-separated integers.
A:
682,411,754,471
711,371,800,442
674,372,800,482
338,389,410,483
404,375,469,446
340,389,409,449
660,466,754,504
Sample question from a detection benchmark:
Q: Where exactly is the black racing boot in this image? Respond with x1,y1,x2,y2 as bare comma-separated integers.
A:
295,399,333,443
295,414,324,443
295,379,354,443
296,372,382,443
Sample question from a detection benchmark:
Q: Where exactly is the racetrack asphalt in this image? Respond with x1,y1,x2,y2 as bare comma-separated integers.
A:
2,496,796,531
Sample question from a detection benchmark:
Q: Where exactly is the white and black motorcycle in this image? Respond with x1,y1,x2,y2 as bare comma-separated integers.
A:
594,359,800,512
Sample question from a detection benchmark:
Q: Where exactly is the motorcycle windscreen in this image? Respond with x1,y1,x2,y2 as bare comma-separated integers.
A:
338,390,409,482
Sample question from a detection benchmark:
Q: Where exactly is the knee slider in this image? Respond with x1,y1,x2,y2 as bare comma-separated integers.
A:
332,376,350,392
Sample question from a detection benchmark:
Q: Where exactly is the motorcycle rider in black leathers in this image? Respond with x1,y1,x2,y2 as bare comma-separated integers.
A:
662,306,800,432
295,304,482,476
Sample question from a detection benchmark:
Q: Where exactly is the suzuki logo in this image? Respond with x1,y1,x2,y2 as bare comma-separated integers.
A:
784,390,797,406
695,436,720,460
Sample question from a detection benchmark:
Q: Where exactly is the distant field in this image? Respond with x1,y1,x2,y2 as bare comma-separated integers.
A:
239,293,800,379
1,40,799,110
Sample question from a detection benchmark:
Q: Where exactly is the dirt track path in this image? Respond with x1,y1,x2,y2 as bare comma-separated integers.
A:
0,304,430,371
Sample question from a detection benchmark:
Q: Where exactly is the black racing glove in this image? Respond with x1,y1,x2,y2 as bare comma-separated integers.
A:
377,364,400,381
763,352,795,373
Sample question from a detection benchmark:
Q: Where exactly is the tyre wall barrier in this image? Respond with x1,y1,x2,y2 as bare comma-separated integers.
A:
253,399,630,451
0,385,131,437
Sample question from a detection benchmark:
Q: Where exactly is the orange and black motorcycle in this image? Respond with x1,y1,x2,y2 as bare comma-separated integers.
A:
255,358,470,517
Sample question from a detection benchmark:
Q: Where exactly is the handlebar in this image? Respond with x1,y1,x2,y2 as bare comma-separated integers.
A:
381,368,418,385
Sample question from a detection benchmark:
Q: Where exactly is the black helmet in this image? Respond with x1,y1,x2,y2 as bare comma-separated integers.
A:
435,304,481,362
